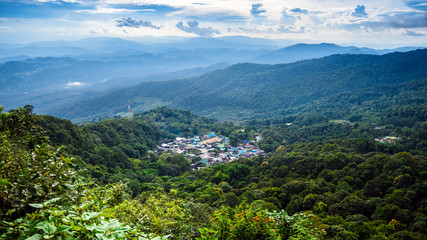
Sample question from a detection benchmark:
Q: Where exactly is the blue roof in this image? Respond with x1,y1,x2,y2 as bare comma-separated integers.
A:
244,140,249,143
239,150,246,154
207,133,216,138
231,147,237,150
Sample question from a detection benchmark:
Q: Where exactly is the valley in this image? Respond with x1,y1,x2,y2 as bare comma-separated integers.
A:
2,0,427,238
1,37,426,240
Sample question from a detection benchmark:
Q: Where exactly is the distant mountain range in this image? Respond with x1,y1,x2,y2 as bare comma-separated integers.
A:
0,36,425,120
253,43,424,64
43,49,427,122
1,37,423,60
0,36,277,59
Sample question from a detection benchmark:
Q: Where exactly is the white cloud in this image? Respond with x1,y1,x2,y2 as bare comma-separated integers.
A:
59,32,73,36
250,3,267,17
412,3,427,7
0,0,426,47
238,24,307,34
88,27,109,35
176,21,220,36
66,81,84,86
76,7,138,14
115,17,160,29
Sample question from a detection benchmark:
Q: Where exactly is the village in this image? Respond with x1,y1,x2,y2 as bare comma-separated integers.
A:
155,132,266,169
375,136,400,144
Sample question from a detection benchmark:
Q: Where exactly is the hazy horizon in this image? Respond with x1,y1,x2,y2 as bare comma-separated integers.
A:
0,0,426,48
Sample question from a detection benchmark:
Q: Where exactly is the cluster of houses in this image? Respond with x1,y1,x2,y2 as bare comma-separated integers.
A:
375,136,400,144
156,132,265,169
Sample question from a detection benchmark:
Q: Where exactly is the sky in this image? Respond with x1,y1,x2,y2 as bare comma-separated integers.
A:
0,0,426,47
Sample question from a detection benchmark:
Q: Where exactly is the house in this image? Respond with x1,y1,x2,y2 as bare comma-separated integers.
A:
206,133,217,138
200,136,223,145
199,159,209,165
375,136,400,144
161,143,170,148
158,132,266,170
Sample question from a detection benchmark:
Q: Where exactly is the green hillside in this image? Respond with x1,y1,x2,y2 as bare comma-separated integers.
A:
2,50,427,240
245,78,427,152
46,50,427,122
2,101,427,239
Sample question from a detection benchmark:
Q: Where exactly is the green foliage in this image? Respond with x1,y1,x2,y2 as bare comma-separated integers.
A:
198,203,321,240
0,106,77,221
107,192,194,239
1,179,170,239
36,107,262,202
3,93,427,240
0,107,173,239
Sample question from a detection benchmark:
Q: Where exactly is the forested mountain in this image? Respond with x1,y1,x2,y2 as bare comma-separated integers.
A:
46,49,427,122
35,107,223,184
0,37,424,117
253,43,425,64
0,37,270,113
247,77,427,151
2,98,426,239
1,38,426,240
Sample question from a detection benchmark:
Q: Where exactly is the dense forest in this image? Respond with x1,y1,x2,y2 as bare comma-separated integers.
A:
1,94,426,239
1,49,426,240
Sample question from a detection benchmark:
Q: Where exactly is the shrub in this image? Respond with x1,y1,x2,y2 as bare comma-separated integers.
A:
198,203,321,240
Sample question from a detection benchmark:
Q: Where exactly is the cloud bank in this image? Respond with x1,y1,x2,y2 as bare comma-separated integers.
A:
250,3,266,17
388,13,427,28
0,0,426,46
176,21,219,36
290,8,308,14
115,17,160,29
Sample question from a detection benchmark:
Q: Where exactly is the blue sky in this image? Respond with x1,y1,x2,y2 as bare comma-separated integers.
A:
0,0,426,47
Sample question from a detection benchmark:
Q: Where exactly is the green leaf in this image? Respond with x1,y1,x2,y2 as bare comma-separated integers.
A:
81,202,92,210
44,197,62,205
55,225,72,234
25,234,42,240
95,233,113,240
43,222,57,235
0,177,10,186
85,224,97,232
64,236,77,240
94,226,107,232
82,212,100,221
29,203,44,209
35,221,57,235
35,221,48,229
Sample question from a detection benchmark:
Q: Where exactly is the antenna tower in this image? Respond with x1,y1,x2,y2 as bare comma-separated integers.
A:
128,100,131,113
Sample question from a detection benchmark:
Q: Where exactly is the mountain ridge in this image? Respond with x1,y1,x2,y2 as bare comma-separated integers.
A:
45,49,427,122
